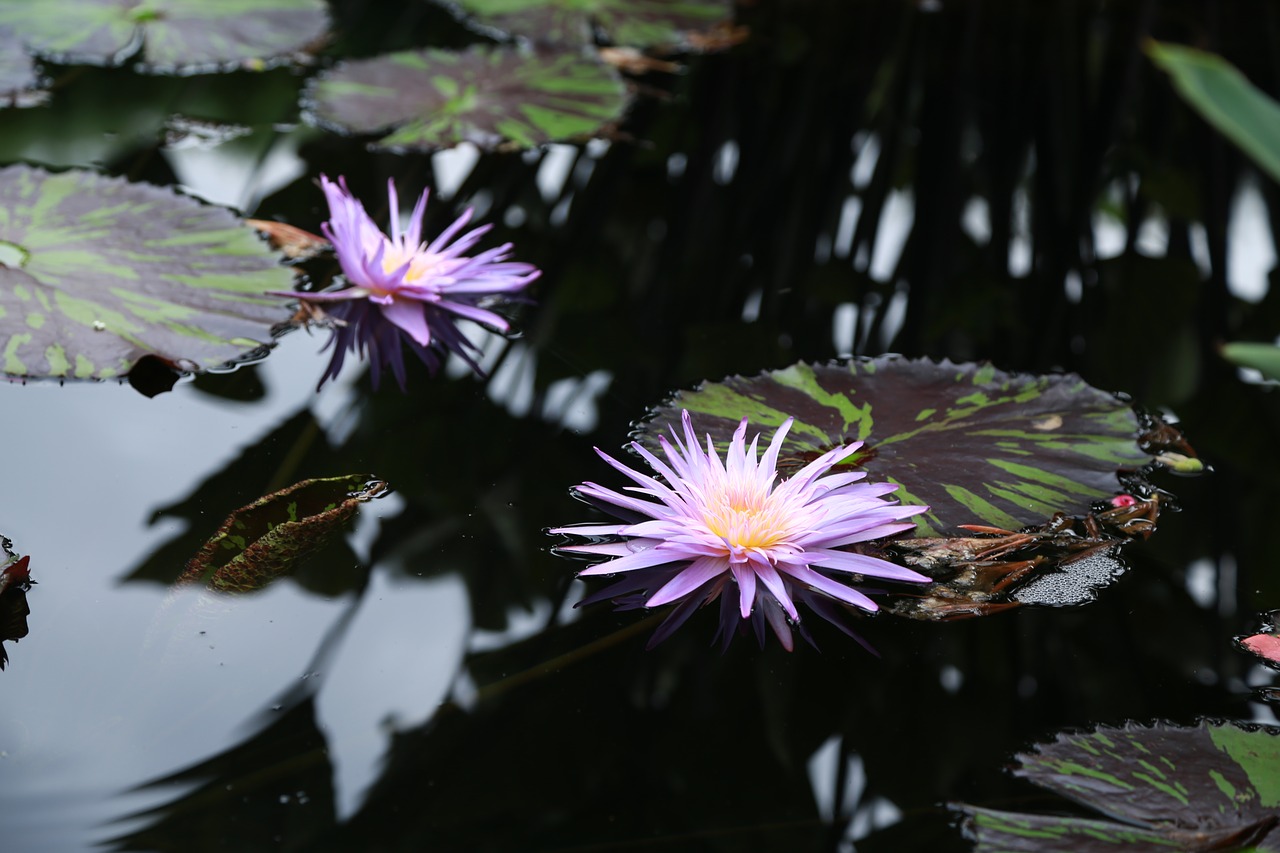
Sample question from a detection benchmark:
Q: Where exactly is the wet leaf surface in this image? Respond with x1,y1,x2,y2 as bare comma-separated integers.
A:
955,720,1280,852
304,45,629,151
640,358,1161,537
176,475,389,594
0,164,293,381
0,0,329,72
447,0,735,50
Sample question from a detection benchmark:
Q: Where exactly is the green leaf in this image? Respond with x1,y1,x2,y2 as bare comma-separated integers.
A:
1222,342,1280,381
0,164,293,381
956,721,1280,852
0,0,328,72
304,45,630,151
447,0,734,50
637,357,1157,537
1148,41,1280,186
176,475,389,594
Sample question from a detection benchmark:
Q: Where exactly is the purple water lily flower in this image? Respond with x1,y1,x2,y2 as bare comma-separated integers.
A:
551,411,931,650
277,175,540,389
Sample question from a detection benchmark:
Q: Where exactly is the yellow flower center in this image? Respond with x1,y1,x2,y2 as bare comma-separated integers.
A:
701,490,791,552
380,243,438,283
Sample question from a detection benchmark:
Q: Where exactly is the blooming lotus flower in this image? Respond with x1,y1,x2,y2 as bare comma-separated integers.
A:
276,175,539,389
551,410,931,650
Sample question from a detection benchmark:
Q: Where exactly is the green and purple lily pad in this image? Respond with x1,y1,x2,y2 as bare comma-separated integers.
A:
176,475,389,594
304,44,629,151
955,720,1280,851
0,0,328,72
639,357,1165,538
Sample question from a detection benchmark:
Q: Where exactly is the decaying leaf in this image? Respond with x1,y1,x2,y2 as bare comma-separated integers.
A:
955,720,1280,852
175,475,389,594
0,164,293,382
245,218,329,261
0,549,32,671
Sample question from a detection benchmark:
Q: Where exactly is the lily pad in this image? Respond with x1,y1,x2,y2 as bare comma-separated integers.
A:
175,475,389,594
956,720,1280,851
304,45,629,151
0,164,293,381
1238,610,1280,671
1149,41,1280,187
0,0,328,73
446,0,735,50
639,358,1164,538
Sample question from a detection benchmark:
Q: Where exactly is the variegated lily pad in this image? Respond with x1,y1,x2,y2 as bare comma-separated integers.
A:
446,0,734,50
0,0,328,72
304,45,629,151
639,358,1167,538
956,721,1280,851
0,164,293,381
0,26,42,105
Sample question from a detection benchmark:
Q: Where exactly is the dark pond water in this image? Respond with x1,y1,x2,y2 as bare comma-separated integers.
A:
2,2,1280,851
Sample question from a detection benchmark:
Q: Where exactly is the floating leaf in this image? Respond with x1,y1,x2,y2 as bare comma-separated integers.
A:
446,0,735,51
0,0,329,73
304,45,629,151
1223,342,1280,382
0,164,293,381
176,475,389,594
639,358,1162,538
1148,42,1280,187
955,720,1280,852
0,25,42,105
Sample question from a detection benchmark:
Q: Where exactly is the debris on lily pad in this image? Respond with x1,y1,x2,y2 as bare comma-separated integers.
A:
303,45,630,151
638,357,1202,620
175,475,389,594
0,0,329,73
954,720,1280,852
0,164,294,383
443,0,739,52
